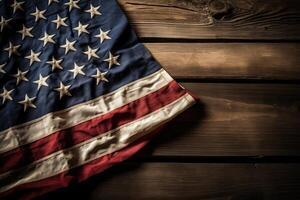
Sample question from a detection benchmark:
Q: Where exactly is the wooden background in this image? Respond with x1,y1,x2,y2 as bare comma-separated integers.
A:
38,0,300,199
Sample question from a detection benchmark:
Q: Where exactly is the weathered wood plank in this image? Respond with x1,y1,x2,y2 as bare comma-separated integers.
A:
141,83,300,157
145,43,300,80
37,163,300,200
118,0,300,40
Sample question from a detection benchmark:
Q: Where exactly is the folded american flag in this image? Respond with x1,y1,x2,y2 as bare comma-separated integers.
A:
0,0,196,199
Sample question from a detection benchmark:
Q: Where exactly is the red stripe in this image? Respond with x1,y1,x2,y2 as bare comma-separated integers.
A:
0,81,186,173
0,125,164,200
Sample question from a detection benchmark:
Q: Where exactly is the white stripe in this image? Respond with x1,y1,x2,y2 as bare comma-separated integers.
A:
0,94,195,193
0,69,173,154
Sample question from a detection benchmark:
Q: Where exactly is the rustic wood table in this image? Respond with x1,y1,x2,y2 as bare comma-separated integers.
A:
37,0,300,199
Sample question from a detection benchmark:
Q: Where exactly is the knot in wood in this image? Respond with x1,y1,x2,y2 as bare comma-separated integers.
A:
208,0,233,20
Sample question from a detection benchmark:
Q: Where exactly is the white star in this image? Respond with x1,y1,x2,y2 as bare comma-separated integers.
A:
11,0,24,13
104,52,120,69
33,74,49,90
0,16,12,32
13,69,28,85
73,21,89,36
25,50,41,65
69,63,85,78
95,28,111,43
0,63,6,74
65,0,80,11
30,7,46,22
47,57,63,71
18,94,36,112
4,42,20,57
85,4,101,18
18,25,33,40
48,0,59,5
92,69,108,85
0,87,14,104
55,82,72,99
52,15,68,29
60,39,76,54
84,46,99,60
39,31,55,46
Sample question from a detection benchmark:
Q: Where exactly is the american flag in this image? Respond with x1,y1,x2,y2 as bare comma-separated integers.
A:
0,0,196,199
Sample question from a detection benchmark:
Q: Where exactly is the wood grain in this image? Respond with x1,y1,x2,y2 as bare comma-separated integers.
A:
145,43,300,80
140,83,300,157
37,163,300,200
118,0,300,40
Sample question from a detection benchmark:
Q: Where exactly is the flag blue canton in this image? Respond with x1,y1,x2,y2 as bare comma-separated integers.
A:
0,0,161,131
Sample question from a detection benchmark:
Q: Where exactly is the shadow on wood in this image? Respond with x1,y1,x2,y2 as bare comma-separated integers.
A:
130,100,207,160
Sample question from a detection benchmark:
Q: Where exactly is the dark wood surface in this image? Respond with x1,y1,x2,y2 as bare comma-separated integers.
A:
141,83,300,157
38,0,300,199
119,0,300,40
145,43,300,81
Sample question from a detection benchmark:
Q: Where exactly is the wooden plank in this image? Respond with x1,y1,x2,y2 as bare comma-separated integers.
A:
145,43,300,80
118,0,300,40
37,163,300,200
143,83,300,157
